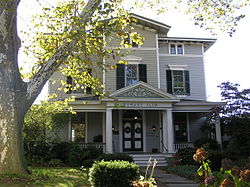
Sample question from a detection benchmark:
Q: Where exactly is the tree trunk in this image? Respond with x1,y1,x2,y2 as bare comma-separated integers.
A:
0,0,28,174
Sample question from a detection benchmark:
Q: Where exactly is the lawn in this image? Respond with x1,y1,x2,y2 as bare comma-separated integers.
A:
0,167,90,187
163,165,198,180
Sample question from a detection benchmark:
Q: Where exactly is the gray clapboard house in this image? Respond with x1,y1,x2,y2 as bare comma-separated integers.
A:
49,14,222,165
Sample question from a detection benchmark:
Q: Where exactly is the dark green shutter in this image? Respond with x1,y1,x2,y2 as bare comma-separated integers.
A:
116,64,125,90
66,76,72,94
138,64,147,83
166,70,173,94
184,70,190,96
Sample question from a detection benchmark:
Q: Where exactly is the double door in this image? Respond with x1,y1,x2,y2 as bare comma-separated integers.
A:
123,121,143,152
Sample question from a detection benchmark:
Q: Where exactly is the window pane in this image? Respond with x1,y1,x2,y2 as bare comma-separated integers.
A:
170,45,176,54
177,45,183,54
172,70,185,95
126,64,138,86
71,123,85,142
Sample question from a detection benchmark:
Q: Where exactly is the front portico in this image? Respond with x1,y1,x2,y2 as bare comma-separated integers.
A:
103,81,180,154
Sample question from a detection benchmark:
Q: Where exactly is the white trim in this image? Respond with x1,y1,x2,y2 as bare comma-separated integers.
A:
105,47,157,51
169,43,184,55
159,54,203,57
143,110,147,152
186,112,190,142
119,110,123,152
120,55,143,62
156,34,160,89
167,65,188,70
85,112,88,143
68,114,72,141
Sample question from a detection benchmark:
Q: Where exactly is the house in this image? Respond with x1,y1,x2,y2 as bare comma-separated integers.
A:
49,14,222,159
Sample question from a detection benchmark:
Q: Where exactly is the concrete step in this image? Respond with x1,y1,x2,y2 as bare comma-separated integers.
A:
130,154,171,166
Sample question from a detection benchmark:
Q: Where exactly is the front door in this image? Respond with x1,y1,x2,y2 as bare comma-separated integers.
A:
123,121,143,151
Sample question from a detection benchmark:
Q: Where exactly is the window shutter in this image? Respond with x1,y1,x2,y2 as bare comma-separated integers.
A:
166,70,173,94
138,64,147,83
116,64,125,90
66,76,73,94
184,70,190,96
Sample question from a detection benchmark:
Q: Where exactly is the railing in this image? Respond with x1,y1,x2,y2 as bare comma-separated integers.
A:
174,143,194,151
77,143,106,151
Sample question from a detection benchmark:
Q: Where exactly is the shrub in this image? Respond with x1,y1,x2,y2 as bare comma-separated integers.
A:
164,165,198,180
97,153,133,163
170,147,197,166
208,150,225,171
89,160,140,187
193,138,220,150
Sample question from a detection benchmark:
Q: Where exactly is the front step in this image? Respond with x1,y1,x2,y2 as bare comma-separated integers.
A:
130,154,173,167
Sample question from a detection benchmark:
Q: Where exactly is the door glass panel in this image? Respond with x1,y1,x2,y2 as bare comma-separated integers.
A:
134,122,141,138
125,141,131,149
124,122,131,138
134,141,142,149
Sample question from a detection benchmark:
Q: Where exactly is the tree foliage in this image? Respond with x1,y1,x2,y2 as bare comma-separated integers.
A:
208,82,250,157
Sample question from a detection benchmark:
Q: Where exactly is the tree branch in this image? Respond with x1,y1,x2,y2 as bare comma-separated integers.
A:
26,0,102,107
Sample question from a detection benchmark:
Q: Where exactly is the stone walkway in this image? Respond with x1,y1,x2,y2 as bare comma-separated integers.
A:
140,167,199,187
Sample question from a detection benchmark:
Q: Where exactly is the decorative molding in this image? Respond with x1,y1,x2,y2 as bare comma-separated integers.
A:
120,55,143,62
117,86,163,98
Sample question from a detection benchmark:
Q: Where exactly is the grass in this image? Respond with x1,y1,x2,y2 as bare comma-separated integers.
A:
163,165,198,180
0,167,90,187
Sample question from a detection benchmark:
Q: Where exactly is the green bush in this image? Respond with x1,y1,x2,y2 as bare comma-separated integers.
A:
170,148,197,166
208,150,225,171
89,160,140,187
97,153,133,163
193,138,220,150
164,165,198,180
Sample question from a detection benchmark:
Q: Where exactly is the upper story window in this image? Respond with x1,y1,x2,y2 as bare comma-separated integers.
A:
66,68,92,94
170,44,184,55
166,65,190,96
116,63,147,90
123,32,140,48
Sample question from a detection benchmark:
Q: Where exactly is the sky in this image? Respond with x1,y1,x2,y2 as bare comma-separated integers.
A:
17,0,250,102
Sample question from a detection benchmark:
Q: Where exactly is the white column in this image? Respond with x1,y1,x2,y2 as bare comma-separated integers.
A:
143,110,147,152
102,112,106,152
215,117,222,147
166,109,175,153
162,110,168,153
119,110,123,152
106,109,113,153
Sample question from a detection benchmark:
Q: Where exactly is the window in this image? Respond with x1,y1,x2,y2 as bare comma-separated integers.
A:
123,33,139,48
66,69,92,94
166,68,190,96
169,44,184,55
125,64,138,86
116,64,147,90
173,113,187,143
71,113,86,143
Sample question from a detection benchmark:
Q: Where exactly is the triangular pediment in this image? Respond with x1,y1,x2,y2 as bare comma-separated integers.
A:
110,81,178,100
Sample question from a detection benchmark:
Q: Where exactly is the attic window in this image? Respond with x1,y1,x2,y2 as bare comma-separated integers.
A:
123,32,139,48
170,44,184,55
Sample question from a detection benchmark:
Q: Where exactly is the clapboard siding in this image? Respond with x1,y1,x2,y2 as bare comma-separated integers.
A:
107,25,157,48
184,44,203,55
159,56,206,100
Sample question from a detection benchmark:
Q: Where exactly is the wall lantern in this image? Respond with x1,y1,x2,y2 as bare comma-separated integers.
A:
152,125,156,132
112,126,115,131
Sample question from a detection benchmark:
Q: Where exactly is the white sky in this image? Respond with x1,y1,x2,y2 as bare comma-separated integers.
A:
17,0,250,102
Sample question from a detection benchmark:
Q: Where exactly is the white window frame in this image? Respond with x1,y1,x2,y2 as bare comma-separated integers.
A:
167,65,188,96
125,64,139,86
124,32,141,48
169,43,184,55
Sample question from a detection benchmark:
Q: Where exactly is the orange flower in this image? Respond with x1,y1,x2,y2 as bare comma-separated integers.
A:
220,179,234,187
193,148,208,163
239,169,250,182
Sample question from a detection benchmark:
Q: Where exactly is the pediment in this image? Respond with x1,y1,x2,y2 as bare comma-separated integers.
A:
110,81,178,100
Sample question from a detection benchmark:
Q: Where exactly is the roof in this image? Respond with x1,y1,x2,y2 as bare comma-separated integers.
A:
130,13,171,35
158,36,217,52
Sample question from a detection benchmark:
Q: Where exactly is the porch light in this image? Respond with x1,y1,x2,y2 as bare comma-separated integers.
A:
112,126,115,131
134,116,138,120
152,125,156,132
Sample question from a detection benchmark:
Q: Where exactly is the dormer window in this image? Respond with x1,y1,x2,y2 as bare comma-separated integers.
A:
170,44,184,55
